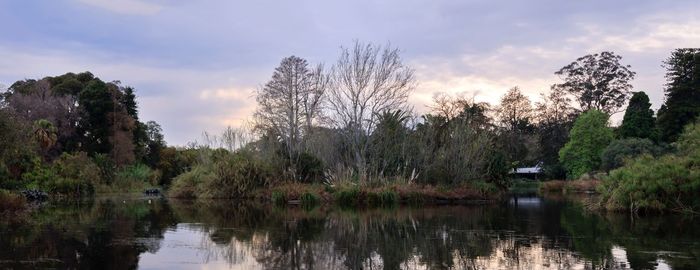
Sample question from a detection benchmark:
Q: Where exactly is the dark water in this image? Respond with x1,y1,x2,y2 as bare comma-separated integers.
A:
0,195,698,270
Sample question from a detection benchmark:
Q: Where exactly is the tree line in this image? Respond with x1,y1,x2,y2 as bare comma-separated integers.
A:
250,43,699,187
1,44,698,207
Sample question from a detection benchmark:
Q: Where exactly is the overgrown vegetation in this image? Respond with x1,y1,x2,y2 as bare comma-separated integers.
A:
597,121,700,213
168,148,272,199
1,47,698,213
0,189,27,214
0,72,167,198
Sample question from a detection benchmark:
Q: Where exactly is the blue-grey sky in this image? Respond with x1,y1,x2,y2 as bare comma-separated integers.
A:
1,0,698,145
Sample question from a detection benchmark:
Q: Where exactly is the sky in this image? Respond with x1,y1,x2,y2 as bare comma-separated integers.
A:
0,0,698,145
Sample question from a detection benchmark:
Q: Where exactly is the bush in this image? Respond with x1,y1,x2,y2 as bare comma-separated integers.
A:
300,192,320,208
20,152,101,197
157,147,198,186
598,122,700,212
0,189,27,213
295,152,325,183
202,150,271,198
367,190,398,207
168,166,212,198
334,186,360,207
168,149,272,199
271,191,286,206
600,138,662,171
110,163,158,192
93,153,116,185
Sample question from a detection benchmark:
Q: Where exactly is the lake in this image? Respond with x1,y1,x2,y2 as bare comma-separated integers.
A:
0,194,698,269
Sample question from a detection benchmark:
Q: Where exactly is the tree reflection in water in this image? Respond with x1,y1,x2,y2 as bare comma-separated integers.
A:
0,196,698,269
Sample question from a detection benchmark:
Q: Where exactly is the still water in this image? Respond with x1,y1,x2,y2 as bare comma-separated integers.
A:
0,195,698,270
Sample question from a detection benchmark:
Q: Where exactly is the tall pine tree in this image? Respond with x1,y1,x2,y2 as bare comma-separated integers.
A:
619,91,655,140
657,48,700,142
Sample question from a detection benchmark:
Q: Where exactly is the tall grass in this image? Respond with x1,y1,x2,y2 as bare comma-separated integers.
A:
104,163,157,193
0,189,27,213
168,149,272,199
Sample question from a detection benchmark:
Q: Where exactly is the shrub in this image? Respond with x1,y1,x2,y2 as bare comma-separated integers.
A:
168,166,213,198
111,163,158,192
93,153,116,185
157,147,198,186
598,122,700,213
600,138,662,171
168,149,272,199
202,150,271,198
295,152,324,183
22,152,101,197
0,189,27,213
334,186,360,207
271,191,286,206
300,192,320,208
366,190,397,207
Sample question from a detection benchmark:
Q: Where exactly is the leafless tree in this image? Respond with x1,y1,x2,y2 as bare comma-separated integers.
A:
496,86,533,131
535,85,576,125
221,125,252,152
326,41,416,176
254,56,328,171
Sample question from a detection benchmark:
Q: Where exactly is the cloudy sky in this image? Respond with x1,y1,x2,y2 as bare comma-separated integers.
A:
1,0,698,145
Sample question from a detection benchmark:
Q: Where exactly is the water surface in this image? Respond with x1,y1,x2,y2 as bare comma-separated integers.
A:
1,195,698,269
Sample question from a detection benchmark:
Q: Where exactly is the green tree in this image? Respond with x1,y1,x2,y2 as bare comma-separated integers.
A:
657,48,700,142
553,51,636,114
78,80,114,155
368,110,411,177
619,91,656,140
559,110,614,178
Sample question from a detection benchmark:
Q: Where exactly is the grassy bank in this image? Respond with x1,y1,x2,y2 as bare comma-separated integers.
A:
172,181,503,208
0,189,28,215
539,179,600,194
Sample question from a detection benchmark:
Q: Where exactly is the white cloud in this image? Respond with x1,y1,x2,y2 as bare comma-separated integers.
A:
74,0,164,15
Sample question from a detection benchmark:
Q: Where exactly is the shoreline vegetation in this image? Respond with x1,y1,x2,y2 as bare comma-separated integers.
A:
1,45,699,215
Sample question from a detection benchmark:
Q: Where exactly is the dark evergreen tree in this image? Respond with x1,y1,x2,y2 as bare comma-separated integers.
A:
78,80,115,155
619,91,655,140
657,48,700,142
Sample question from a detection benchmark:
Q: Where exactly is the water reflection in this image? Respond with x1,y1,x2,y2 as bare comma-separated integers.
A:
0,196,698,269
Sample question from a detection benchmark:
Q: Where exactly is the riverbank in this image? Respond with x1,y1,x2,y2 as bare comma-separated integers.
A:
539,179,600,194
172,181,504,207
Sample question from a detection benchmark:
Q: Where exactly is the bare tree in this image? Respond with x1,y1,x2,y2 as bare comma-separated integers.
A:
254,56,328,168
221,125,252,152
326,41,416,176
496,86,533,131
535,86,575,125
428,92,461,121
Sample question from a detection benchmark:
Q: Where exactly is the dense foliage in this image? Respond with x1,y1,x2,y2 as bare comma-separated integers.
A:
598,121,700,213
619,91,656,140
0,72,166,195
1,47,699,213
553,51,635,114
559,110,614,179
600,138,662,171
